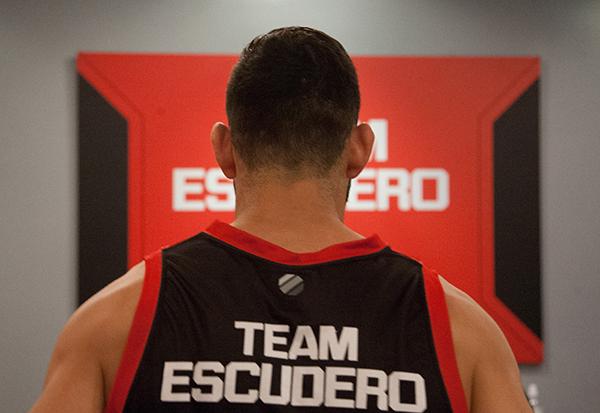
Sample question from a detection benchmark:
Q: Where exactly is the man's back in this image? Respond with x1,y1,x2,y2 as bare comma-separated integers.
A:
114,221,464,412
30,220,532,412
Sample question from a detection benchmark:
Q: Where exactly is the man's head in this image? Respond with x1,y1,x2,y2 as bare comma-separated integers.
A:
212,26,373,188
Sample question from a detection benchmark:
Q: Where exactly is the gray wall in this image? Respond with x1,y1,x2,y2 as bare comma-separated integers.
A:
1,0,599,411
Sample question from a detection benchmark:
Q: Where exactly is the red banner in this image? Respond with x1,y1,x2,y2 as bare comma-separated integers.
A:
77,54,541,363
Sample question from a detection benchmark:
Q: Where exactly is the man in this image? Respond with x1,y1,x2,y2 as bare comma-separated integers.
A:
30,27,531,412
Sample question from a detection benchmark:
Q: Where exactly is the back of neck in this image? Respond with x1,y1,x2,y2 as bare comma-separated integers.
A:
232,178,364,252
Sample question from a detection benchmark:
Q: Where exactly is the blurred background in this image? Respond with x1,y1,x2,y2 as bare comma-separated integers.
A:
1,1,599,411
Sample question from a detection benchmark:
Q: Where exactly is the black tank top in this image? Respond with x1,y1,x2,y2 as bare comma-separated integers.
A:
104,221,468,413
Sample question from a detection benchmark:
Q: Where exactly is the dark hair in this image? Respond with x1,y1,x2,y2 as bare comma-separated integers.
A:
226,26,360,175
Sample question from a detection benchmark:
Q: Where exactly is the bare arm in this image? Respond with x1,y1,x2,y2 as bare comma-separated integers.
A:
441,278,532,412
28,304,105,412
29,263,145,413
468,305,532,412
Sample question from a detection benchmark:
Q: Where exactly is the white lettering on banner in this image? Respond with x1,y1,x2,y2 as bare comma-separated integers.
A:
171,118,449,212
411,169,450,211
376,168,410,211
172,166,449,212
347,167,449,212
172,167,235,212
160,322,427,412
368,119,389,162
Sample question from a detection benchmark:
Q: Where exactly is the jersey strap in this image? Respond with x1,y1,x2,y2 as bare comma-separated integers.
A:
104,249,163,413
422,266,469,413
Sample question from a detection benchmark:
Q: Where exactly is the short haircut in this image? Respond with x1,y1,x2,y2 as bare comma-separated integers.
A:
226,26,360,176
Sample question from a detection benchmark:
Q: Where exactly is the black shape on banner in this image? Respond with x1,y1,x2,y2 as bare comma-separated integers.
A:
78,75,128,305
494,80,541,338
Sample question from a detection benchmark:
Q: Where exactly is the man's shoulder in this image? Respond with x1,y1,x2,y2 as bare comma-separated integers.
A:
84,261,146,348
439,277,509,361
29,263,147,412
438,277,529,411
57,262,146,394
57,261,145,347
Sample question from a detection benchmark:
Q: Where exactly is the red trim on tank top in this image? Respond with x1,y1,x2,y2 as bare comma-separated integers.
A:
205,220,386,265
104,250,163,413
423,266,469,413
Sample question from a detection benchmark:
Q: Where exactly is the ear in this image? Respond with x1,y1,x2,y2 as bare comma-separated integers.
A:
345,122,375,178
211,122,237,179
